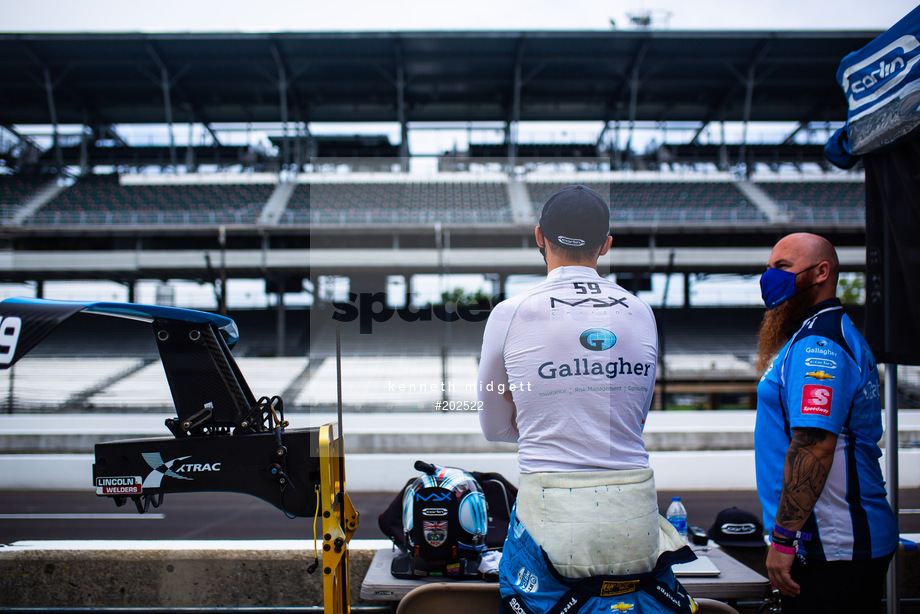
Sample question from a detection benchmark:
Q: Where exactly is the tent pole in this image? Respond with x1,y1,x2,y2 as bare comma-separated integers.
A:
885,363,899,614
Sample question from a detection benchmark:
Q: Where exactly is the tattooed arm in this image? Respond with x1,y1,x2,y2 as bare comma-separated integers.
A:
777,427,837,528
766,426,837,597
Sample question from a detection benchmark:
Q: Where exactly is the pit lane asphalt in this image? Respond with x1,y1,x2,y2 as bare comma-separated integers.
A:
2,489,918,544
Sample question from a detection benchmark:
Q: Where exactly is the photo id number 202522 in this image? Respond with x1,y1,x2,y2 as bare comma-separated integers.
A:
435,400,483,411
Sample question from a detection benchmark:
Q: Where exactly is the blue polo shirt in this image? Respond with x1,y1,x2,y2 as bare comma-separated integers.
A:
755,299,898,561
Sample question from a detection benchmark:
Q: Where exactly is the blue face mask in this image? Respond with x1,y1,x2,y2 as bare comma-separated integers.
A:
760,264,818,310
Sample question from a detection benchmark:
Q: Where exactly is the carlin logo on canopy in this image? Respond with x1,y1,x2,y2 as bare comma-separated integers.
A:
423,520,448,547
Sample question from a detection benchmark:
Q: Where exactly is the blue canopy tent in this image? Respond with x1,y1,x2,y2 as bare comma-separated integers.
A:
826,6,920,613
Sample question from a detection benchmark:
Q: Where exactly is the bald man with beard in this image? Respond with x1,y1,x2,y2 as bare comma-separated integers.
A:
754,233,898,614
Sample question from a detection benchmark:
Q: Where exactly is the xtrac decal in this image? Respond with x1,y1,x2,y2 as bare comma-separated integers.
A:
142,453,193,489
0,316,22,366
140,453,223,489
802,385,833,417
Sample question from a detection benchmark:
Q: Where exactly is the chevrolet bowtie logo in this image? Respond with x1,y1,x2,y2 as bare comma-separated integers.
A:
805,371,835,380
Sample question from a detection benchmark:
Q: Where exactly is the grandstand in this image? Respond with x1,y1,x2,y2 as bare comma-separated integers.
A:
28,174,273,225
754,176,866,224
2,302,892,413
284,174,513,225
525,175,768,225
1,28,911,412
0,169,867,233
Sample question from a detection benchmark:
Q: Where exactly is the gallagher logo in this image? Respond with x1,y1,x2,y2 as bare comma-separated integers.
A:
579,328,617,351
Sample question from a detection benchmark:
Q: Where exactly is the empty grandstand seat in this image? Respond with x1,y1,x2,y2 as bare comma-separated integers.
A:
29,175,272,225
0,175,53,206
755,180,865,224
285,179,512,224
526,179,766,224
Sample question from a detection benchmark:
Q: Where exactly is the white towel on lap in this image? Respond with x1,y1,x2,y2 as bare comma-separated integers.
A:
516,468,685,578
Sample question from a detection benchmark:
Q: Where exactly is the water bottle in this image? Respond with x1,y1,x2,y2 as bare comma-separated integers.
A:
666,496,688,541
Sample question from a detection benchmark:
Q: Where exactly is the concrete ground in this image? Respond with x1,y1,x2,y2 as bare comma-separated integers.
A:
2,488,918,544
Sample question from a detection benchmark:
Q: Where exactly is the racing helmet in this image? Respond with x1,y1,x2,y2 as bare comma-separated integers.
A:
401,460,488,576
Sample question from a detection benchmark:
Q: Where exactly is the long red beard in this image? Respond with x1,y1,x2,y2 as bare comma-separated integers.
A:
756,291,814,373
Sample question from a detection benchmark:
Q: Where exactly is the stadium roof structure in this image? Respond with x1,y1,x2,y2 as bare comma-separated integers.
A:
0,30,877,291
0,30,877,129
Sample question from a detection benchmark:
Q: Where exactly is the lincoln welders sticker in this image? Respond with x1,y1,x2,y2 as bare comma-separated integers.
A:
95,476,142,495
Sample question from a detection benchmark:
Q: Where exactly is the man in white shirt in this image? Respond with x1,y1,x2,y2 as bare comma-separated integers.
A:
478,185,693,614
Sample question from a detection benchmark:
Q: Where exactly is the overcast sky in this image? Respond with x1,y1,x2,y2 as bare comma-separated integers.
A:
3,0,916,33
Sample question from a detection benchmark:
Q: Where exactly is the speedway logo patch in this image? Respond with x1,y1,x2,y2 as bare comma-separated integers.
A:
801,385,833,417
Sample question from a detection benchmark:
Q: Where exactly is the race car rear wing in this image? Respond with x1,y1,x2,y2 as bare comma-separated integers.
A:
0,296,358,613
0,297,253,436
0,297,315,515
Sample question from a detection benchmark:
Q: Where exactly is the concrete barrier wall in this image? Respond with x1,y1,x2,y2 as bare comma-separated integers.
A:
0,539,390,608
1,448,919,492
1,409,919,491
3,411,919,455
3,537,918,608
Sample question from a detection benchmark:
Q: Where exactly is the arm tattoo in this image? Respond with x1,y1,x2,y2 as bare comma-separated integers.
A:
776,427,835,527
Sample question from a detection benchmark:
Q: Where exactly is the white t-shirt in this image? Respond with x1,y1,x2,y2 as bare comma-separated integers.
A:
478,265,658,473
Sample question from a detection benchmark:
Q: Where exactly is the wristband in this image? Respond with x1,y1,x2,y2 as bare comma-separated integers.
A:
770,532,797,548
771,541,797,556
773,524,811,541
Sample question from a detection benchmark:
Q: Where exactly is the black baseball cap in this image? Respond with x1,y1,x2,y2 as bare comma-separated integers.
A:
539,184,610,250
707,507,766,548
